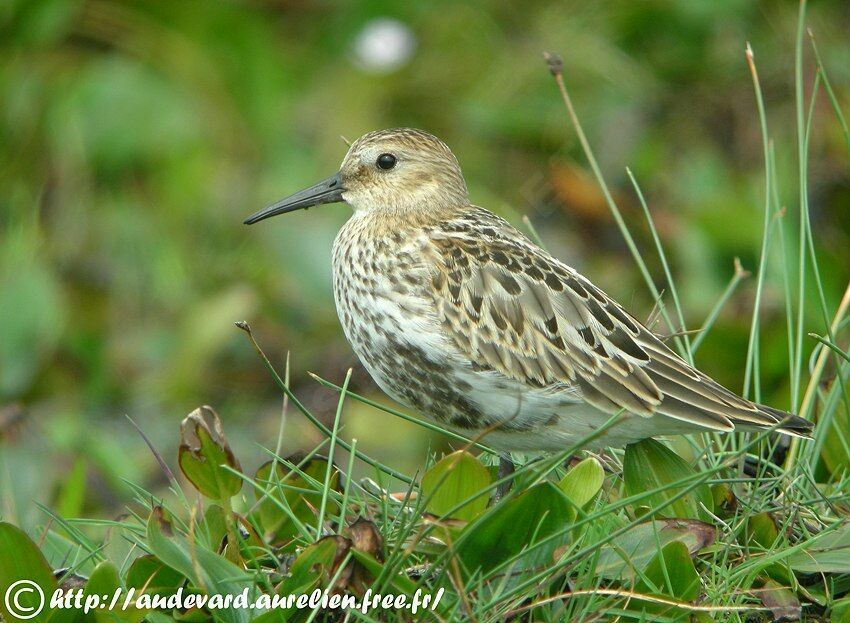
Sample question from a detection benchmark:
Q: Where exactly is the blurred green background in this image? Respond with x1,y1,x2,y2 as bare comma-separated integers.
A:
2,0,849,527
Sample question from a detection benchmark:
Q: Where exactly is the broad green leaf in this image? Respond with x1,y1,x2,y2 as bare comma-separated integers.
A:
252,455,340,545
421,451,492,521
623,438,713,520
456,482,573,576
83,561,144,623
245,611,286,623
172,608,211,622
710,483,736,516
125,555,184,596
788,522,850,573
0,522,73,623
558,457,604,509
760,580,801,622
145,507,254,623
198,504,227,552
178,406,242,500
746,512,780,549
735,504,790,583
274,535,348,615
637,541,700,601
593,519,716,580
39,530,96,577
831,596,850,623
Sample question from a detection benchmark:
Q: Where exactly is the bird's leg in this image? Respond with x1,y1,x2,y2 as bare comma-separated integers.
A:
494,454,515,501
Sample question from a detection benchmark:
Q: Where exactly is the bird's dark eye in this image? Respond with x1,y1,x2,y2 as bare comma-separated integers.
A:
376,153,397,170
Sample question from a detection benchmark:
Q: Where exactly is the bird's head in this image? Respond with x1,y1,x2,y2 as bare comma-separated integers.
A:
243,128,469,225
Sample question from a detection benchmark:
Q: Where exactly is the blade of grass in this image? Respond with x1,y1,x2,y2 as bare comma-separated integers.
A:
808,334,850,364
316,368,351,540
806,357,850,475
792,27,850,471
785,280,850,470
771,150,798,415
337,437,357,529
272,351,290,472
784,14,850,468
543,52,693,363
742,43,774,403
808,30,850,157
625,168,691,365
797,70,850,468
691,258,750,353
792,0,809,412
506,588,767,617
125,414,176,484
235,321,412,484
309,372,498,455
522,214,547,249
35,502,104,561
227,453,323,543
488,423,796,608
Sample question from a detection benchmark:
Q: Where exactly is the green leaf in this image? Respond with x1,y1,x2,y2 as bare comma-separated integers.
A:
39,530,96,578
173,607,211,622
248,611,287,623
831,596,850,623
788,522,850,573
457,482,573,576
198,504,227,552
819,379,850,479
275,536,345,600
84,561,144,623
593,519,716,580
421,451,492,521
710,483,736,516
125,555,184,596
623,438,713,520
637,541,700,601
178,406,242,500
348,550,418,596
558,457,604,509
0,522,71,623
145,507,254,623
252,455,340,544
746,512,780,549
760,580,801,622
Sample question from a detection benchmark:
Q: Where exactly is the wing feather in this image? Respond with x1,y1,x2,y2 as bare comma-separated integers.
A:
426,209,811,436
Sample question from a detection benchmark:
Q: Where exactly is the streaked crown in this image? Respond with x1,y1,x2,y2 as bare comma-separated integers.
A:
339,128,469,214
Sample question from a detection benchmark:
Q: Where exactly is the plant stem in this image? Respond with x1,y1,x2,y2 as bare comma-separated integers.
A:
544,52,692,363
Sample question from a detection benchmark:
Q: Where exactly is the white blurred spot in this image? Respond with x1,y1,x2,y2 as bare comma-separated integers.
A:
353,18,415,74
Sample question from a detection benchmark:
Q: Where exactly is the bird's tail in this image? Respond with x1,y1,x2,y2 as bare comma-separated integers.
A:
751,404,814,439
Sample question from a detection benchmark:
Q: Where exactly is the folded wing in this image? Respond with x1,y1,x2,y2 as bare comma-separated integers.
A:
426,209,811,437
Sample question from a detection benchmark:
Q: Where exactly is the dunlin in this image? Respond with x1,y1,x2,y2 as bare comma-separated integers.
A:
244,128,812,450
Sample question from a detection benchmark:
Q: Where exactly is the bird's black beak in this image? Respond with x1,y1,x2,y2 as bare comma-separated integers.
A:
243,172,345,225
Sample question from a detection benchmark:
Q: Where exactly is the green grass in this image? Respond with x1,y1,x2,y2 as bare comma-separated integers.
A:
2,4,850,622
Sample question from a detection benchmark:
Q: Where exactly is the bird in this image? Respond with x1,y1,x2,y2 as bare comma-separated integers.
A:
244,128,812,451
